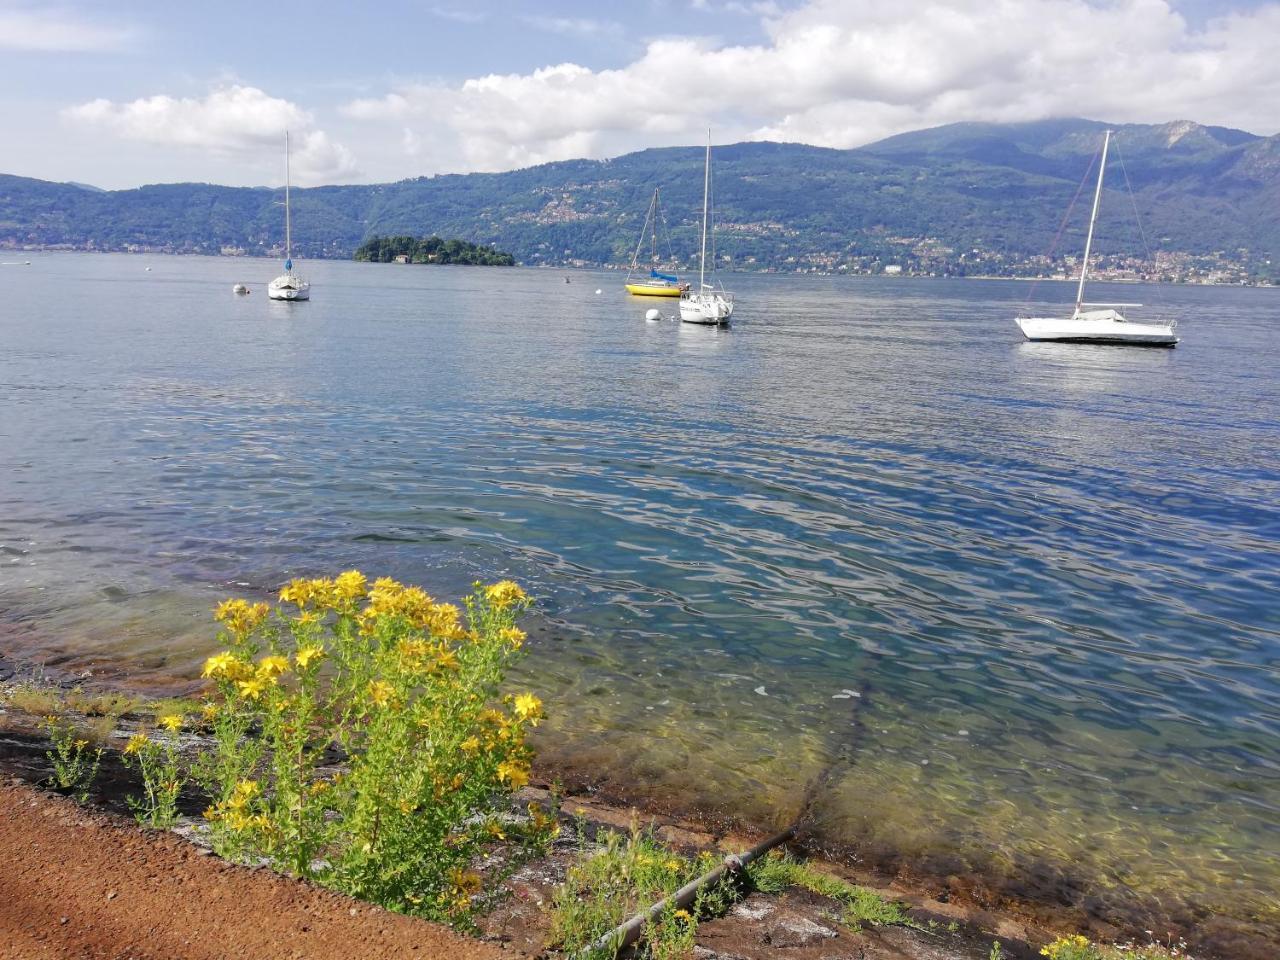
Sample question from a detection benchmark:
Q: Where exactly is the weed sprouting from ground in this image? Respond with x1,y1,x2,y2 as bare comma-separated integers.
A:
43,715,103,802
549,825,729,959
1039,934,1192,960
120,714,186,828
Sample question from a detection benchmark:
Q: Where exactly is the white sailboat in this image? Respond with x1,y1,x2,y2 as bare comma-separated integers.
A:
1017,130,1175,346
679,131,733,325
267,131,310,302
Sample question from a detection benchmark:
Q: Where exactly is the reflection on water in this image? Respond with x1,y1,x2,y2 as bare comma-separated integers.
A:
1,255,1278,944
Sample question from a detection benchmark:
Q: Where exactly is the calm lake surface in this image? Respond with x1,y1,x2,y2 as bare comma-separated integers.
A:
2,254,1277,938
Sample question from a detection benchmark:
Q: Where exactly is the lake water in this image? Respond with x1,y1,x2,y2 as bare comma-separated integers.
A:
2,254,1277,947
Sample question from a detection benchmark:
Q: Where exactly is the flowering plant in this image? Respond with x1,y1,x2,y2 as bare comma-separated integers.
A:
195,572,550,921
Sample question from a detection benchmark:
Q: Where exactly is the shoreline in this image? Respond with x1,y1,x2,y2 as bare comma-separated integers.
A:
0,661,1273,960
4,248,1273,286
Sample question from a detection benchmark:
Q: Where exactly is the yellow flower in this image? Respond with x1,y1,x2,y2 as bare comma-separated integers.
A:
236,677,269,701
73,739,89,750
673,909,691,921
460,735,481,754
279,578,322,608
334,569,368,601
498,626,526,648
294,645,325,669
214,599,270,635
256,655,290,679
396,637,431,661
200,702,219,722
123,733,149,756
367,680,395,708
158,714,183,733
513,693,543,725
496,760,529,790
448,867,483,895
1040,937,1091,960
201,651,235,678
484,580,528,609
202,651,253,682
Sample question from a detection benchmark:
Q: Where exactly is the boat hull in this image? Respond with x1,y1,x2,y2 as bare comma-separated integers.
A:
625,283,683,297
1016,316,1177,347
680,292,733,325
268,276,310,301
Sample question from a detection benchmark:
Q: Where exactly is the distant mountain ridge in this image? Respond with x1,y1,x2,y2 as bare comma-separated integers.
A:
1,118,1277,279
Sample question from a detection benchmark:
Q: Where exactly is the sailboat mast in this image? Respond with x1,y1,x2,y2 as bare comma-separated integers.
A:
284,130,292,264
699,130,710,290
1076,128,1110,313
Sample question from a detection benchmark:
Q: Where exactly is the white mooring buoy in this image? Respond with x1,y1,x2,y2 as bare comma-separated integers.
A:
645,308,661,322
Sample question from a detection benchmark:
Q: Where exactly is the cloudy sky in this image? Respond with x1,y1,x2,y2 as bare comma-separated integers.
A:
3,0,1278,188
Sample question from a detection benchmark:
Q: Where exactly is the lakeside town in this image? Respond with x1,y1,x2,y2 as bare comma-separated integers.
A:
3,236,1270,285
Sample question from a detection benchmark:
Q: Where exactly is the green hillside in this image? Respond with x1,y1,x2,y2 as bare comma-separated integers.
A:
2,118,1277,279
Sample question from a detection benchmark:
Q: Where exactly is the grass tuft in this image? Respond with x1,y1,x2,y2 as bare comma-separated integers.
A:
746,850,912,928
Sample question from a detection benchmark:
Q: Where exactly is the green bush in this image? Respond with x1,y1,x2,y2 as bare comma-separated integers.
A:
194,572,553,923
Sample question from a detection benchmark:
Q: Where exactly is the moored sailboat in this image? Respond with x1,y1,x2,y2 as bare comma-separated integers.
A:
267,131,310,302
1016,130,1175,346
679,131,733,325
625,188,689,297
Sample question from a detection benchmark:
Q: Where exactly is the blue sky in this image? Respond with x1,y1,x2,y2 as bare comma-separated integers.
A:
3,0,1278,188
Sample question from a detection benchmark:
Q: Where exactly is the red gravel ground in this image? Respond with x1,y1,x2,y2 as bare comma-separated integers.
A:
0,780,505,960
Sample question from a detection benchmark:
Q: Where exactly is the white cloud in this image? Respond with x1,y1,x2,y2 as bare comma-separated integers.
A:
341,0,1280,178
520,15,622,37
63,85,357,183
0,4,133,51
428,5,487,24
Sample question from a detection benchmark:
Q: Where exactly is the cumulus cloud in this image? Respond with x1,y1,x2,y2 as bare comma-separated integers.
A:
0,3,133,51
342,0,1280,176
63,85,357,183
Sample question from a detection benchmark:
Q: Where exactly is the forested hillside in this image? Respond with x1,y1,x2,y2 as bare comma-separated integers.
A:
2,118,1277,279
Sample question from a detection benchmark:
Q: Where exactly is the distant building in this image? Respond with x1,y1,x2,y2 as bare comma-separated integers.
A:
393,254,411,264
884,264,903,275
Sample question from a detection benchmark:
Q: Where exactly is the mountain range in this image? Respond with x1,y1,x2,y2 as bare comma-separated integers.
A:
2,118,1277,279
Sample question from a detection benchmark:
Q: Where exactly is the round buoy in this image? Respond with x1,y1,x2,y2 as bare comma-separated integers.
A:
595,288,602,295
145,266,152,271
645,308,661,322
233,283,249,295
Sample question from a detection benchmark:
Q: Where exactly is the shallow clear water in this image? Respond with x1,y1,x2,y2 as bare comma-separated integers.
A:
2,254,1277,937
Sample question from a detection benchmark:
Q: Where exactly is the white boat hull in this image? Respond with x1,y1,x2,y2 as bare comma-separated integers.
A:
268,275,310,301
1016,315,1177,347
679,291,733,325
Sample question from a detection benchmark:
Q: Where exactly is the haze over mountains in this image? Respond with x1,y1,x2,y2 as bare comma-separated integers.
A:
2,118,1278,279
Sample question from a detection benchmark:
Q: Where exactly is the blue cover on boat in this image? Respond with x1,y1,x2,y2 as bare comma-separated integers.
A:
649,270,678,282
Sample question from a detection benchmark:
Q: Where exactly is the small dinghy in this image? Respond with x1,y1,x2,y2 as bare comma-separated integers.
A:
233,283,250,295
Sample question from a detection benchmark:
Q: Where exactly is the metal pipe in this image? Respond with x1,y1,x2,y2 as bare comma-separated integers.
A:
578,825,796,959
